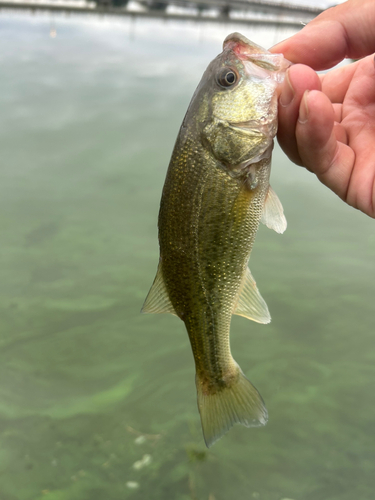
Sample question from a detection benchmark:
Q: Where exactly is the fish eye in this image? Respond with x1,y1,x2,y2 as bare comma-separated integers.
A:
217,68,238,88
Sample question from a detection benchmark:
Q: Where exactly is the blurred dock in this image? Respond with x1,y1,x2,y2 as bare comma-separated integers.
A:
0,0,326,27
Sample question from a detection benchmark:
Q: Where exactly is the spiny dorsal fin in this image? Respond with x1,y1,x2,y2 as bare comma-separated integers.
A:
233,267,271,324
261,185,287,234
141,261,178,316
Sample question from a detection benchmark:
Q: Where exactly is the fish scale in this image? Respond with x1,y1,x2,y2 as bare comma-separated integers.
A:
143,32,289,447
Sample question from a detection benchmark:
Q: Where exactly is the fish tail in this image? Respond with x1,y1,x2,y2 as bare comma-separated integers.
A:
196,368,268,448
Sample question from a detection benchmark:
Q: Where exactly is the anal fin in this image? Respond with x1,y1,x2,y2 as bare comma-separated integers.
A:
141,261,177,316
233,267,271,324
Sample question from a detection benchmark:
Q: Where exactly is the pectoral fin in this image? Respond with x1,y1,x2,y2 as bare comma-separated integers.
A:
261,186,287,234
233,267,271,324
141,261,177,316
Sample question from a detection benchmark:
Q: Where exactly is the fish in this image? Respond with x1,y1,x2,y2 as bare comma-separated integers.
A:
142,32,290,448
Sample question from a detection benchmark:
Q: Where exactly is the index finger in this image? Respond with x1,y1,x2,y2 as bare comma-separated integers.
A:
270,0,375,71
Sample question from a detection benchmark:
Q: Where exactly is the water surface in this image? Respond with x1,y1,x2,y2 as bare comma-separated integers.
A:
0,13,375,500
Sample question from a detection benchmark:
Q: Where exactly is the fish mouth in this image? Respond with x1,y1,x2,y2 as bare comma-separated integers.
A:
223,32,267,57
223,32,291,73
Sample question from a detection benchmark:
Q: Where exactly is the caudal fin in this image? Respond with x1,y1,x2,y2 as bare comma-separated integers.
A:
196,370,268,448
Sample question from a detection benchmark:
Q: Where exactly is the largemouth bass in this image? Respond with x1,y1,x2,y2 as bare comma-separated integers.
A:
143,33,289,447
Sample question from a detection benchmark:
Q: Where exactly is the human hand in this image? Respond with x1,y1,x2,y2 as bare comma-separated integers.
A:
271,0,375,218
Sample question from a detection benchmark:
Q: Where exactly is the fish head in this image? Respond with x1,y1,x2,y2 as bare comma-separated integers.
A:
214,32,290,123
186,33,290,170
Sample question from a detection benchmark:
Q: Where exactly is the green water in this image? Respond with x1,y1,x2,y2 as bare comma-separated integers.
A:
1,12,375,500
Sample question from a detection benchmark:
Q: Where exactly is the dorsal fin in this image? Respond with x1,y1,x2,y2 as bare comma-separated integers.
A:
261,186,287,234
233,267,271,324
141,261,178,316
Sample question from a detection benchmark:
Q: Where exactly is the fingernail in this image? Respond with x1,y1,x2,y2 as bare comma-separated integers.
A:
280,69,294,107
298,90,309,124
